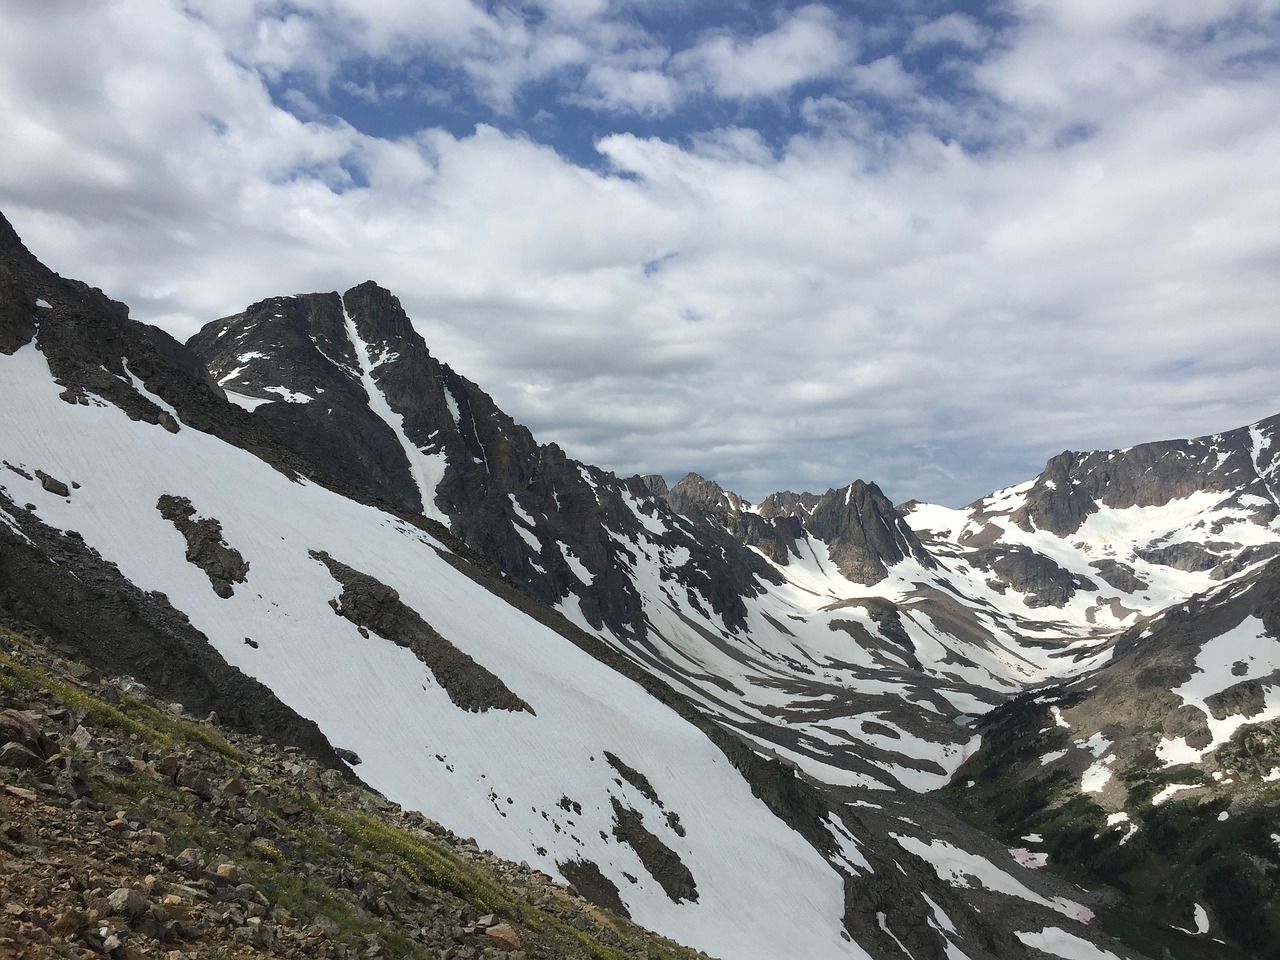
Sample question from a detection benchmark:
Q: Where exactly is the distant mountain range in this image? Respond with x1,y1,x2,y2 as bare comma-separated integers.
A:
2,209,1276,959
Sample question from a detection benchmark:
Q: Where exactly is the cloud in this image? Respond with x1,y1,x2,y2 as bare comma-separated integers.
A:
908,13,991,52
1,0,1279,507
849,55,921,100
673,5,855,99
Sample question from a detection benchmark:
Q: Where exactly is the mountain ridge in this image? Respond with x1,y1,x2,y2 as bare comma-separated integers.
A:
5,209,1278,958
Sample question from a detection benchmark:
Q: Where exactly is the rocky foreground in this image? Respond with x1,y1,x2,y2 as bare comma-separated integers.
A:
0,626,710,960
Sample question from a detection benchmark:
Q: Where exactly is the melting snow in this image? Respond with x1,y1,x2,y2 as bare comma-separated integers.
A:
1155,615,1280,765
222,391,271,412
1172,904,1210,936
892,835,1092,922
262,385,312,404
1015,927,1125,960
1152,783,1198,805
1077,733,1110,758
826,814,873,875
1010,848,1049,869
1081,756,1115,793
442,386,461,425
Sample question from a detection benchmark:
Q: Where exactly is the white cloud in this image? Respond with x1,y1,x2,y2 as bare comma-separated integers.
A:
850,55,921,100
2,0,1279,507
579,64,680,115
674,5,854,99
909,13,991,51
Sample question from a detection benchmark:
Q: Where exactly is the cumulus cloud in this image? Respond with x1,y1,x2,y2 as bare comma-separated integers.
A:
2,0,1278,506
673,5,855,99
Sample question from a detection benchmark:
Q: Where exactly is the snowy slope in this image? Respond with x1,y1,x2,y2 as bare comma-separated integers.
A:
0,342,863,960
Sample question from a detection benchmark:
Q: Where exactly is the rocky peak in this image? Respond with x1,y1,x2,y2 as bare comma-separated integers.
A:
188,290,424,512
633,474,669,497
1010,450,1100,536
763,481,937,585
1006,415,1280,538
665,473,749,515
342,280,418,349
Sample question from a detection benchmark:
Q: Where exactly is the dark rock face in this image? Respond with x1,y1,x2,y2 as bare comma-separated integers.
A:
187,292,420,512
556,858,630,918
1136,541,1221,572
1211,542,1280,580
604,751,663,807
609,798,697,904
665,473,804,566
974,547,1097,608
191,286,788,644
1089,559,1148,593
1009,416,1280,538
156,494,249,598
663,474,936,586
1205,678,1272,721
1010,452,1100,535
0,215,387,511
760,481,936,585
309,550,531,714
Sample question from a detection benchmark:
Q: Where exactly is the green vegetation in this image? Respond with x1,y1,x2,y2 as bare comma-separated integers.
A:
940,693,1280,960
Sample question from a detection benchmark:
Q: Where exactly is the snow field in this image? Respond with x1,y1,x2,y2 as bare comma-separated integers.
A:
0,344,867,960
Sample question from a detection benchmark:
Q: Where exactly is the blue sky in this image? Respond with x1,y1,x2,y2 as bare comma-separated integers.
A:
2,1,1279,505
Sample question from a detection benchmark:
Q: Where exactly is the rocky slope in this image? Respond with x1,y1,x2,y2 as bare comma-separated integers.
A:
0,625,710,960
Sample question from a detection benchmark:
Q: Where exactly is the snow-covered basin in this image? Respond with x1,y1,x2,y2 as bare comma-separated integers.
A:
0,345,866,960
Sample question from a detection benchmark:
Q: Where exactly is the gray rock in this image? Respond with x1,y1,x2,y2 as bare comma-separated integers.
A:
107,886,148,918
35,469,70,497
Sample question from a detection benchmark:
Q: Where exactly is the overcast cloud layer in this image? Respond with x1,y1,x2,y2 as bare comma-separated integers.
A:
2,0,1278,505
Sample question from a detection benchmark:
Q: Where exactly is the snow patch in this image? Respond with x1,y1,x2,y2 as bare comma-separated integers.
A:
1080,755,1115,793
826,814,873,875
262,385,312,404
1172,903,1210,936
893,835,1092,922
1156,615,1280,765
1015,927,1124,960
1152,783,1198,805
223,391,271,412
1010,848,1049,869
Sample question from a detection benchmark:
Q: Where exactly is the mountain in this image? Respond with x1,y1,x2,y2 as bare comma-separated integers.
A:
4,207,1278,958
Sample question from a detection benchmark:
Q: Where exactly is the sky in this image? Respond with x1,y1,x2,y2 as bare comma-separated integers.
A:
2,1,1279,506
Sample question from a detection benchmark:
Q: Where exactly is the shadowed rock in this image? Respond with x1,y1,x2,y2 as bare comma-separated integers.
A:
310,550,531,714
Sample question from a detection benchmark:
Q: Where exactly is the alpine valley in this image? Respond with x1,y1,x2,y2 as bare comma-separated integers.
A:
2,210,1278,960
